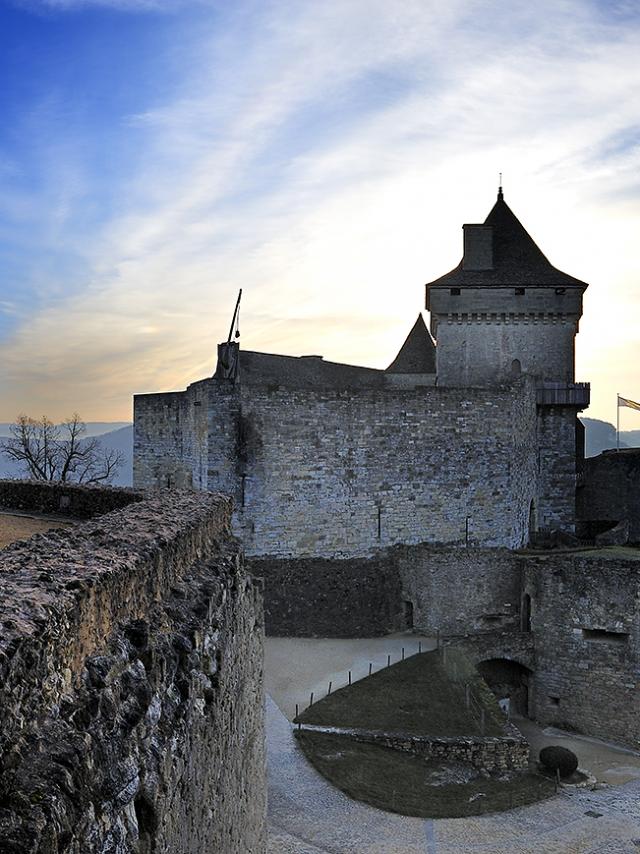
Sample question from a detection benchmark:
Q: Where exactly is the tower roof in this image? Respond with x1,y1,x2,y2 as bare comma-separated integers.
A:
426,189,588,289
386,314,436,373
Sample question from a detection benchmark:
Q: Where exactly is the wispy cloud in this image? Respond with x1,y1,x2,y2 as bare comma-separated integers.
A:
1,0,639,420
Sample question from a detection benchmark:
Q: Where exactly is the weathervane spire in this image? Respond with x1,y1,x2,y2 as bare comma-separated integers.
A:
498,172,503,200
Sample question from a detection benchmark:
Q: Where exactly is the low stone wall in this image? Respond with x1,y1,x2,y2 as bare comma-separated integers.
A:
0,488,265,853
250,553,405,637
300,724,529,773
0,478,144,518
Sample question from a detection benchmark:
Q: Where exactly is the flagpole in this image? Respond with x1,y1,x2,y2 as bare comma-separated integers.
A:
617,392,620,451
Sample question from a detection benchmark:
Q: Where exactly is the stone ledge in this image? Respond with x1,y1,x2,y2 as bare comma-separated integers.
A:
298,721,529,772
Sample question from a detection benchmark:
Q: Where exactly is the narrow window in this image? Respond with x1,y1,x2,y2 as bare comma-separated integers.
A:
515,287,525,295
450,288,461,295
403,601,414,629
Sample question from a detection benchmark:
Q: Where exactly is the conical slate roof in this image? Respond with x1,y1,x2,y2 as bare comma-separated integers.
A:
426,189,588,288
386,314,436,373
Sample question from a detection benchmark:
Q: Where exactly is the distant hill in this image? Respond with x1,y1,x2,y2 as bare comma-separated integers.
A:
579,417,639,457
96,425,133,486
0,422,130,439
0,423,133,486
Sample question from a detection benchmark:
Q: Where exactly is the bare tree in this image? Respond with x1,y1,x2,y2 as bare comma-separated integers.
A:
3,414,124,484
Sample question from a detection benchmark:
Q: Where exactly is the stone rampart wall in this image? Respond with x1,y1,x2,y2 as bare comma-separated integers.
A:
0,488,265,853
0,478,143,518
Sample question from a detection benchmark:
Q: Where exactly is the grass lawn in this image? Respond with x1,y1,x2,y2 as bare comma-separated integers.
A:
296,649,505,737
296,730,555,818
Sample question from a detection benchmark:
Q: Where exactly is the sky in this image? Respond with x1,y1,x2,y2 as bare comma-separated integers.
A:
0,0,639,424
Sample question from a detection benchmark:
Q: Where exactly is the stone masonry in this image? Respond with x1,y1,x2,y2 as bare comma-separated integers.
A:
0,482,266,854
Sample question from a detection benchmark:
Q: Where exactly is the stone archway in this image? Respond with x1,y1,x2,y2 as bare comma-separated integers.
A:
476,658,533,718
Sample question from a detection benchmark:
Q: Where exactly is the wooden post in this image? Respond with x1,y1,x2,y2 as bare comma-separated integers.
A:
369,662,372,676
328,681,332,695
310,691,314,707
402,647,405,661
295,703,299,719
348,670,352,686
418,640,422,654
387,654,391,668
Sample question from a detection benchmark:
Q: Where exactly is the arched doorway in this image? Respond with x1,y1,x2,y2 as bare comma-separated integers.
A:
476,658,533,717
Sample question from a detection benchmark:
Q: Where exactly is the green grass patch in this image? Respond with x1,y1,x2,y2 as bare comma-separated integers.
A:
296,731,555,818
296,649,505,737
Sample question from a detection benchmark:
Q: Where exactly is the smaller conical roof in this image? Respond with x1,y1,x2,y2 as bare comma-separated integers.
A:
386,315,436,373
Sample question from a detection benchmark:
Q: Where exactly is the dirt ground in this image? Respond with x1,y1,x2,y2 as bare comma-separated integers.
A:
0,512,74,549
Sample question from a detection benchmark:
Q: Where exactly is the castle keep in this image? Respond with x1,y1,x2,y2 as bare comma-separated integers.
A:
134,188,590,551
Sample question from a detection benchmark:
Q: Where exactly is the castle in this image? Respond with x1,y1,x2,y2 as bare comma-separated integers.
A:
133,188,639,750
1,189,638,853
133,187,590,553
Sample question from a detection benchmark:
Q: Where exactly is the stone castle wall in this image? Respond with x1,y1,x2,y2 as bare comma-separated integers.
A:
433,314,577,388
536,408,578,533
131,377,543,558
236,381,538,557
523,551,640,749
578,450,640,542
0,487,265,853
397,546,522,637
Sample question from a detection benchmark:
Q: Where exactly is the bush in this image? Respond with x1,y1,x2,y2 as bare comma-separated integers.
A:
539,745,579,778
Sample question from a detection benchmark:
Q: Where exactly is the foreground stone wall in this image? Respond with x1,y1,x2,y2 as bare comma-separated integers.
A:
0,488,265,853
523,551,640,749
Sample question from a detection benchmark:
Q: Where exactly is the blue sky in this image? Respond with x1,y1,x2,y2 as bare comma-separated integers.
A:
1,0,639,422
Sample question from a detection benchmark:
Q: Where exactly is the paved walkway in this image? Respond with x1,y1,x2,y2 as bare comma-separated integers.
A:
267,696,640,853
266,636,640,853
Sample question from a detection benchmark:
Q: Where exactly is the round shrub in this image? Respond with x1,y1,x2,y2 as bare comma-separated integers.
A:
539,745,579,778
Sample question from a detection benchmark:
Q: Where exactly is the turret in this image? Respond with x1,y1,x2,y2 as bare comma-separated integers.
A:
426,187,588,388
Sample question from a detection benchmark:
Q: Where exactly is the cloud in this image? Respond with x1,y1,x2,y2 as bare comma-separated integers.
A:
16,0,202,11
1,0,640,419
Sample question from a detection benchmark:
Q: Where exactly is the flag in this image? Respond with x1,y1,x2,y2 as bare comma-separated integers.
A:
618,395,640,411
